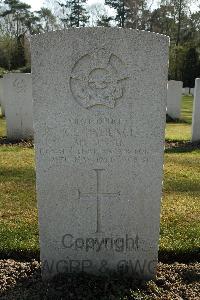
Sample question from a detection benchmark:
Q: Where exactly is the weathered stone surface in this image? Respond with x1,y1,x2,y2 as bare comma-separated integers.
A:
192,78,200,142
167,80,183,119
184,87,190,95
3,73,33,140
0,78,5,117
31,28,169,280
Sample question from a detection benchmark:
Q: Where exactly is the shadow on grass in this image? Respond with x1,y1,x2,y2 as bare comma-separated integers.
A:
0,249,39,261
158,249,200,263
166,114,189,124
0,136,33,147
0,248,199,264
164,180,200,192
165,140,200,153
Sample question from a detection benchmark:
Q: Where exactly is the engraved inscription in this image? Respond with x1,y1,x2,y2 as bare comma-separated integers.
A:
38,117,151,167
78,169,120,233
70,48,129,109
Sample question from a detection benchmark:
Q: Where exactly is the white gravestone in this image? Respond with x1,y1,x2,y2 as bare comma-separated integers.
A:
167,80,183,119
32,28,169,280
3,73,33,140
190,88,194,96
0,78,5,117
184,87,190,95
192,78,200,142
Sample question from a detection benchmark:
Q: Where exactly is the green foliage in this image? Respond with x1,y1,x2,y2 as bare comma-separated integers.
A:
105,0,129,27
97,15,112,27
0,0,60,71
0,0,199,84
70,0,89,27
17,64,31,73
104,0,200,84
168,45,200,86
58,0,89,28
0,66,6,78
182,48,200,88
36,7,58,32
169,45,187,81
0,35,26,70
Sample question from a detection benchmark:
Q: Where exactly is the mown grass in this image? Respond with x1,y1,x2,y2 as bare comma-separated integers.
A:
181,95,193,124
165,95,193,141
160,149,200,256
0,116,6,137
0,146,39,255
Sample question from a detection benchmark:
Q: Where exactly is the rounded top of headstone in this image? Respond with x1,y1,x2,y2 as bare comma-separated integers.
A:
31,27,169,45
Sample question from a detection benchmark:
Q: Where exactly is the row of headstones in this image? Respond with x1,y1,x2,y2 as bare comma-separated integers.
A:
0,75,200,142
0,73,33,140
168,81,196,118
183,87,194,95
167,79,200,141
0,28,200,281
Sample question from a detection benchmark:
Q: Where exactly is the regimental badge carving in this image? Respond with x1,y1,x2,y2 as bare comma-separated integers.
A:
13,78,26,93
70,48,129,109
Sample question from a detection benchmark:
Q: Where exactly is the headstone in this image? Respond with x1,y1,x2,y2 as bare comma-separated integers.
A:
31,28,169,280
184,87,190,95
192,78,200,142
3,73,33,140
0,78,5,117
190,88,194,96
167,80,183,119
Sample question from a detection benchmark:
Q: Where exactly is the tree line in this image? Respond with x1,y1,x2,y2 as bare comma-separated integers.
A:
0,0,200,87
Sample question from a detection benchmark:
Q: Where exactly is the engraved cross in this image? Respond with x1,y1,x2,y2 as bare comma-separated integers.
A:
78,169,120,233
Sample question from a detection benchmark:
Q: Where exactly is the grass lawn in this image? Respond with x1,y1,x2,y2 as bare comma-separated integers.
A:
0,96,199,259
0,116,6,137
161,149,200,257
0,146,38,256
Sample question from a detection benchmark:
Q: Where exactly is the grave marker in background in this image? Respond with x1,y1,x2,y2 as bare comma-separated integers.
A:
0,78,5,117
192,78,200,142
184,87,190,95
190,88,194,96
32,28,169,280
3,73,33,140
167,80,183,119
